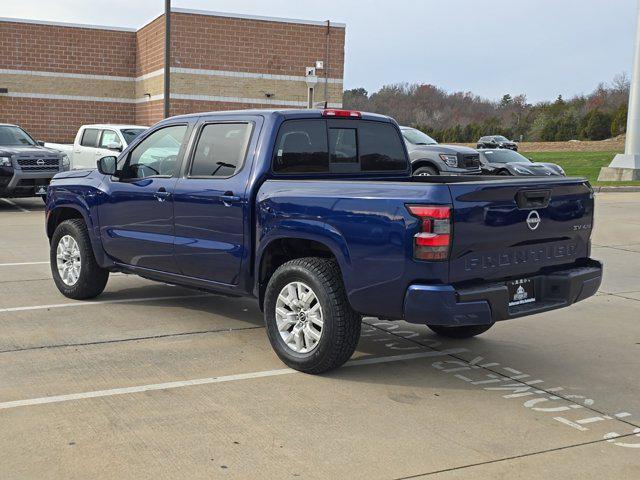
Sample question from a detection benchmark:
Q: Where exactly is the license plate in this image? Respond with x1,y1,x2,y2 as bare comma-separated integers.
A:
508,278,536,307
35,186,48,196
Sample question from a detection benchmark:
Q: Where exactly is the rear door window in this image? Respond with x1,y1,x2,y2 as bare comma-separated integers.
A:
273,120,329,173
80,128,100,148
189,123,253,178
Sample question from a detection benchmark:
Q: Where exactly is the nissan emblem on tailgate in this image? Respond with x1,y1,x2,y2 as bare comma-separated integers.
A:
527,210,541,231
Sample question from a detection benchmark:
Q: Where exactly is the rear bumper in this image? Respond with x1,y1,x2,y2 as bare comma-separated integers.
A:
403,259,603,326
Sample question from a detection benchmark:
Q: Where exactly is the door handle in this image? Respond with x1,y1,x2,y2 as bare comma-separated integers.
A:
220,192,241,205
154,187,171,202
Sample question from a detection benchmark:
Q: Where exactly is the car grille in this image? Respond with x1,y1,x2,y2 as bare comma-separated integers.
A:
527,165,553,175
458,154,481,169
16,157,60,172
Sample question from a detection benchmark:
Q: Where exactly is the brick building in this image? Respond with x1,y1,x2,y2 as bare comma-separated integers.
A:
0,8,345,142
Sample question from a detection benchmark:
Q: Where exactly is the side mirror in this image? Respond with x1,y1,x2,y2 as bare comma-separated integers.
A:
97,156,118,176
37,140,45,147
106,142,122,152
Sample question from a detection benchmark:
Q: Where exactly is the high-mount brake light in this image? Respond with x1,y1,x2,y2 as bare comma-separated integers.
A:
406,205,452,261
322,109,362,118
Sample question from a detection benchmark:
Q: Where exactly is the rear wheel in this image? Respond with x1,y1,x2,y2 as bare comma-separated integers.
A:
414,165,438,177
428,324,493,339
264,257,361,374
50,219,109,300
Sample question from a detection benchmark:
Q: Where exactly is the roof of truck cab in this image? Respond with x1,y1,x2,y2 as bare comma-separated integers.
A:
164,109,394,123
80,124,148,129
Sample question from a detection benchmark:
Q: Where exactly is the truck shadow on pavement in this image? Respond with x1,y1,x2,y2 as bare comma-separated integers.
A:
79,283,524,386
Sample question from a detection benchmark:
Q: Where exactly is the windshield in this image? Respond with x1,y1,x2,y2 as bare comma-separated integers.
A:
481,149,530,164
494,135,509,142
120,128,147,145
0,126,36,147
402,128,438,145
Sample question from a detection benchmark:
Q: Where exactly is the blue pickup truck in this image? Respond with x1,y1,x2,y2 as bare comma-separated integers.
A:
45,109,602,373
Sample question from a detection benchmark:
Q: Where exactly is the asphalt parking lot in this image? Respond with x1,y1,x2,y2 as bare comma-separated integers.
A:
0,193,638,479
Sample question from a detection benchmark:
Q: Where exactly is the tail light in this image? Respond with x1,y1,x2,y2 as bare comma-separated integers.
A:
406,205,451,261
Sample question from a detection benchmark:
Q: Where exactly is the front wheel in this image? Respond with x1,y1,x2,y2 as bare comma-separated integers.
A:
264,257,361,374
413,165,438,177
428,324,493,339
50,219,109,300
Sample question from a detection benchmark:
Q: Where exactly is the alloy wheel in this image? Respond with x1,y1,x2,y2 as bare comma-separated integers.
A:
275,281,324,353
56,235,81,286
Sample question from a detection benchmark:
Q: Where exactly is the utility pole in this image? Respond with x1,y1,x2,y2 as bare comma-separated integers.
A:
599,0,640,181
163,0,171,118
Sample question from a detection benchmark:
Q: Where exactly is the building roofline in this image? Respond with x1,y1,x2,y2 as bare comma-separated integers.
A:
0,9,345,33
0,16,136,32
171,8,346,28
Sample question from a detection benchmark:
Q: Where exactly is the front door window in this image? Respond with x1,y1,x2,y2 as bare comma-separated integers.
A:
121,125,187,179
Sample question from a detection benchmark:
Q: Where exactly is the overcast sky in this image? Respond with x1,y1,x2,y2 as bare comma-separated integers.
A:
2,0,637,103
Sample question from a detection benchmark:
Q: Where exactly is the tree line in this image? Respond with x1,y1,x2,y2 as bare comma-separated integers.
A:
343,73,630,143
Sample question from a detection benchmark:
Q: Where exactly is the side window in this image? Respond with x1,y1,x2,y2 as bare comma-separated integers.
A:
99,130,121,149
190,123,252,177
80,128,100,148
358,122,407,171
273,120,329,173
329,127,358,172
122,125,187,179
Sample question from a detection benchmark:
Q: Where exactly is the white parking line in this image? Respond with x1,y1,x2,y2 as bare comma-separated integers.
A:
0,261,49,267
0,198,31,213
0,349,467,410
0,293,214,313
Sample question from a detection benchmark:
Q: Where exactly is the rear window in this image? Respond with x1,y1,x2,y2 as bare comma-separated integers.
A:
358,122,407,171
273,120,329,173
273,119,406,174
81,128,100,147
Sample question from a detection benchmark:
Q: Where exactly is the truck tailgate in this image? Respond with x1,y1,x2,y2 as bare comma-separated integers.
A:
447,177,594,284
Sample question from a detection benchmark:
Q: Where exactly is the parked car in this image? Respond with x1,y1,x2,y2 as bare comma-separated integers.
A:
477,135,518,151
46,124,147,170
45,109,602,374
401,127,481,175
0,123,69,199
479,148,566,176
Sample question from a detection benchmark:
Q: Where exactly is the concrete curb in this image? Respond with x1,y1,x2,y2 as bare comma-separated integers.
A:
593,186,640,193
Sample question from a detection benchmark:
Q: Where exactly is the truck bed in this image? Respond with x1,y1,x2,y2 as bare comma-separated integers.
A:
257,175,594,319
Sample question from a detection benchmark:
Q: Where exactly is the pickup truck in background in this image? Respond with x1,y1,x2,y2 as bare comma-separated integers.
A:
0,123,69,199
45,109,603,373
46,124,147,170
400,126,482,176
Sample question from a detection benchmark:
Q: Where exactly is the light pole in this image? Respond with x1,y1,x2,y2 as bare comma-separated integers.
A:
163,0,171,119
599,0,640,181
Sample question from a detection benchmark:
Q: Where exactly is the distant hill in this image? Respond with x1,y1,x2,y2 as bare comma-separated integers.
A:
343,73,630,143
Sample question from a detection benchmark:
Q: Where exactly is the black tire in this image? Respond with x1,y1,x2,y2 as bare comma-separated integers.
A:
50,219,109,300
428,324,493,339
413,165,439,177
264,257,361,374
